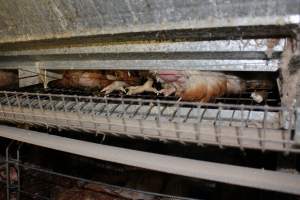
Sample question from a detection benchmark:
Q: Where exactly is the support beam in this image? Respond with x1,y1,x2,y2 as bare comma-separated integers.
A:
0,60,278,71
0,125,299,195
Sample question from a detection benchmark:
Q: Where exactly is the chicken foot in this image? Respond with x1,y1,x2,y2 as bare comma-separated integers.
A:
101,81,128,95
127,78,159,95
159,84,177,96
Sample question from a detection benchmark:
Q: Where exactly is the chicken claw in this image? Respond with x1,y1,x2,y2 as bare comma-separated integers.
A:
159,86,176,96
101,81,128,95
127,78,159,95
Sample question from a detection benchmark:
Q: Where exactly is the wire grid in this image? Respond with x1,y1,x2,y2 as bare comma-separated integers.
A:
1,143,195,200
0,91,297,153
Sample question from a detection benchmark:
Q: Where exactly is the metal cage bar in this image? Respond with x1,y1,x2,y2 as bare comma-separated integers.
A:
0,91,297,153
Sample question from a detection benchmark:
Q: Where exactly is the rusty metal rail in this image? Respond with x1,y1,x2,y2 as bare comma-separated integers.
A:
0,91,297,153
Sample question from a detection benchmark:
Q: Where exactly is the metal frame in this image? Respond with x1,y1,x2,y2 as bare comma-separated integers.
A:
0,91,296,153
1,141,194,200
0,39,285,55
5,141,22,200
0,0,299,44
0,126,300,195
0,1,299,198
0,39,283,71
0,59,279,72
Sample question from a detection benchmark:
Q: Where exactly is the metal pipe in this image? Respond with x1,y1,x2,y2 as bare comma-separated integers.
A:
0,125,299,195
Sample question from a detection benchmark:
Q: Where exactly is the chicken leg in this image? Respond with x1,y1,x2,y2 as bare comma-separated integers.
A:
159,83,177,96
127,78,159,95
101,81,128,95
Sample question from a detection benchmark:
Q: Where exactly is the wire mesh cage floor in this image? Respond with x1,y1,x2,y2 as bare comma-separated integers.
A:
0,91,297,153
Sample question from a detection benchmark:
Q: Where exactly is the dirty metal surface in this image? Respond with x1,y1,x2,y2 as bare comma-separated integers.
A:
0,59,279,71
0,0,299,45
0,39,283,71
0,39,286,55
0,91,296,153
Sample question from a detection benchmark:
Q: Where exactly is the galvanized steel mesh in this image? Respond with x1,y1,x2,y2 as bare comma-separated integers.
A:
0,91,297,153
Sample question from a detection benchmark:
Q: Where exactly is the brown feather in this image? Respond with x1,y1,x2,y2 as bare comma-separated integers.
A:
0,70,18,89
156,71,245,102
53,70,141,90
55,70,109,89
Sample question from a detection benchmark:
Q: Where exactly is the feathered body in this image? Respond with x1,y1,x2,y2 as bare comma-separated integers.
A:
53,70,272,103
54,70,140,90
54,70,108,88
154,70,246,102
0,70,18,89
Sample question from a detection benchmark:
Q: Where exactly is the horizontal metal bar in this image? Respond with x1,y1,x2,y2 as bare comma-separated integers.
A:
0,125,299,195
0,91,286,111
0,92,285,124
0,39,285,56
0,39,283,71
0,60,278,71
0,52,282,61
